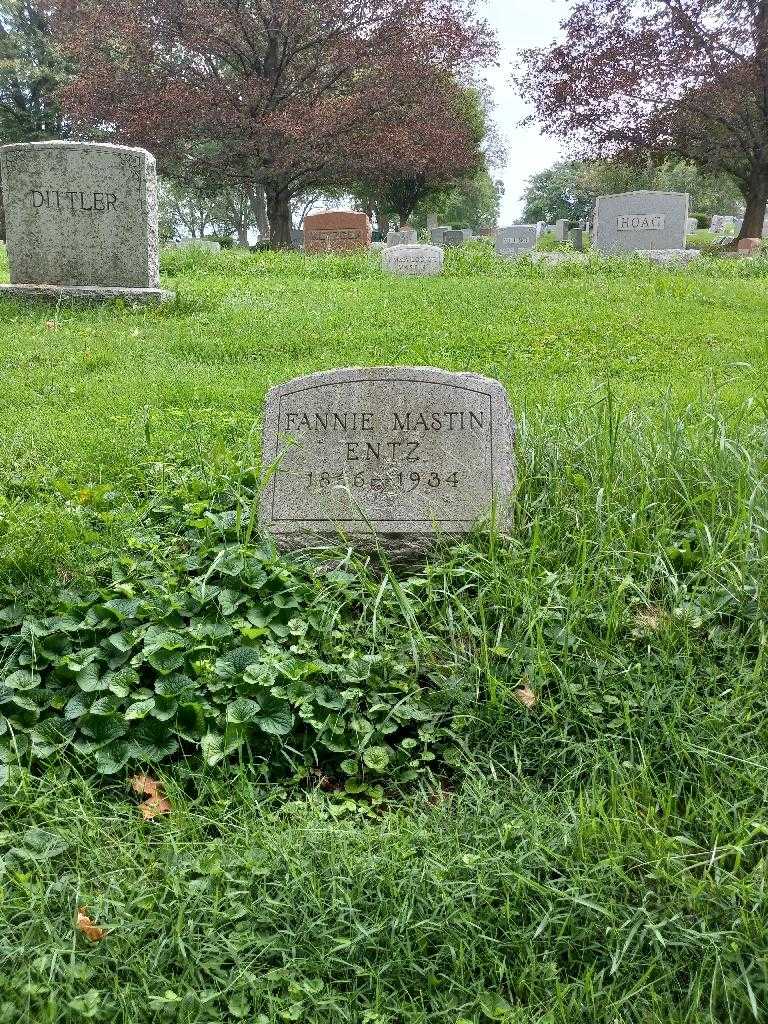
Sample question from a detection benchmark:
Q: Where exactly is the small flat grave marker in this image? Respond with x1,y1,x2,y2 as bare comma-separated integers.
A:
381,244,443,276
260,366,515,560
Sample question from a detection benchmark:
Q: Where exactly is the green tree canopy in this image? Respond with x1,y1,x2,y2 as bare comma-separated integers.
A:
0,0,68,144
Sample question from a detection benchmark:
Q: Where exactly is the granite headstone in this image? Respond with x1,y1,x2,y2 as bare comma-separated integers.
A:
381,244,443,276
443,229,466,247
0,141,172,303
593,191,689,253
304,211,371,253
259,366,515,559
496,224,539,258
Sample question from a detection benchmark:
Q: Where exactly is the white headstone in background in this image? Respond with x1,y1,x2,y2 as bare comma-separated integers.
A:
0,141,172,303
381,243,443,277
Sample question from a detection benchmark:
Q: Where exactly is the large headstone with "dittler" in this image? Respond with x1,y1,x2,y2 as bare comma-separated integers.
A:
0,141,172,303
260,366,515,560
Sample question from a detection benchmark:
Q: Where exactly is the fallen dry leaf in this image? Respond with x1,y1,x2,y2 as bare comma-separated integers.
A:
76,908,107,942
130,773,161,797
633,605,667,635
45,319,57,330
138,794,172,820
514,685,537,708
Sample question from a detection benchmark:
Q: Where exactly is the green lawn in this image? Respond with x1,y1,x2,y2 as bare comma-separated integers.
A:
1,245,767,1023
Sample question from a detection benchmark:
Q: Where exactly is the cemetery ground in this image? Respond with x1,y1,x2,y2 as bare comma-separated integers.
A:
1,242,767,1024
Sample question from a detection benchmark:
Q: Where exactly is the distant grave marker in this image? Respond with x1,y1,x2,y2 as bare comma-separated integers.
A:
260,366,515,560
0,141,172,303
593,191,689,253
381,244,443,276
495,224,539,258
442,229,466,247
303,211,371,253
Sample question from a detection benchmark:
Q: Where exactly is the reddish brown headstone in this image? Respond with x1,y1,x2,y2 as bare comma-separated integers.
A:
303,211,371,254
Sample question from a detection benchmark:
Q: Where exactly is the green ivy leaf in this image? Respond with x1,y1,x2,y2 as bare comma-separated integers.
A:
130,719,178,760
94,740,131,775
4,670,41,690
79,713,128,746
65,692,92,720
147,649,185,674
89,694,120,716
227,698,261,725
254,694,293,736
154,674,195,698
77,663,106,692
30,718,76,756
201,727,245,766
125,697,156,720
362,745,392,773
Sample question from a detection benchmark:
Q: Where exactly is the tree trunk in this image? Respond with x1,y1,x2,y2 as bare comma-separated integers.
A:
374,207,389,237
250,187,269,240
266,187,292,249
738,171,768,241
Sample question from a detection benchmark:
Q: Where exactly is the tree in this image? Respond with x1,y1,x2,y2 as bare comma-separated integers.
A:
0,0,70,237
411,168,502,230
0,0,68,143
55,0,496,247
352,84,499,228
516,0,768,241
521,158,744,224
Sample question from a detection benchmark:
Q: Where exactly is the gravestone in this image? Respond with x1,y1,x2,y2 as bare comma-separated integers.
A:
593,191,688,253
430,227,447,244
568,228,584,251
554,219,570,242
461,228,473,240
179,237,220,251
478,227,496,238
426,213,439,231
291,228,304,249
381,244,443,277
0,141,172,303
304,210,371,253
686,217,698,234
443,229,466,247
737,237,761,255
496,224,539,258
386,225,418,247
639,249,701,265
259,366,515,559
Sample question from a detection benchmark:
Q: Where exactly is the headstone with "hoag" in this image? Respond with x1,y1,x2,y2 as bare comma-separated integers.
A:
0,141,172,303
259,366,515,560
593,191,689,254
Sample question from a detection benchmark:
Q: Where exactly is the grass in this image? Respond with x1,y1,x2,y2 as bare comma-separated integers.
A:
1,243,768,1022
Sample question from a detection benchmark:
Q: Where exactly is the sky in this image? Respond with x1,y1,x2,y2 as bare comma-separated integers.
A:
482,0,570,222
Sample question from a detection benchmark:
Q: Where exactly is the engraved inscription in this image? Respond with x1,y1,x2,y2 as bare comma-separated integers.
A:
616,214,665,230
269,379,494,524
26,188,118,213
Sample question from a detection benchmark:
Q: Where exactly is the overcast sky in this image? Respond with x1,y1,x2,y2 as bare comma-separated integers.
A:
482,0,570,222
